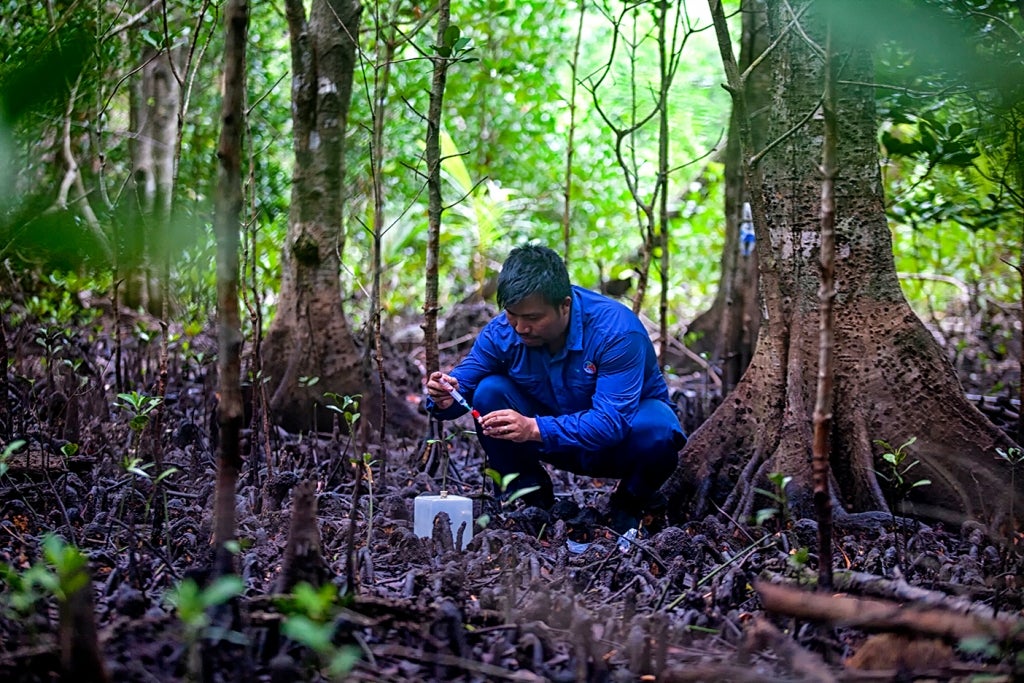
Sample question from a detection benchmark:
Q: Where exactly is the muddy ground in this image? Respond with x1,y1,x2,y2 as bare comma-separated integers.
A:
0,300,1022,682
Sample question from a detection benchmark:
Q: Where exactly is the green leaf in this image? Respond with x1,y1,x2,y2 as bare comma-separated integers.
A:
504,485,540,504
282,615,333,652
443,25,461,48
2,440,26,459
201,575,245,608
754,508,777,526
328,646,362,677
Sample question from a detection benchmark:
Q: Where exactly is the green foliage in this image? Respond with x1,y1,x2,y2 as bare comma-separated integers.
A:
874,1,1024,339
874,436,931,498
341,0,728,324
122,456,178,486
754,472,792,528
324,393,361,432
483,468,540,505
276,582,361,678
165,575,246,644
114,391,163,433
477,469,540,531
958,628,1024,667
0,535,89,618
787,546,811,572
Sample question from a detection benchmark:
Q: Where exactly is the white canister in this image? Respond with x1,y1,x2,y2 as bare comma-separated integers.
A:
413,492,473,545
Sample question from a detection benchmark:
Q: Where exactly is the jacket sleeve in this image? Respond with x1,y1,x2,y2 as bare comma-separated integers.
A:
535,330,645,451
426,321,507,421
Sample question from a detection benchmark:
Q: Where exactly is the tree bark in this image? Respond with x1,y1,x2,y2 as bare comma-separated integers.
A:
680,0,767,392
421,1,451,379
265,0,423,435
664,0,1024,534
124,1,180,312
211,0,247,575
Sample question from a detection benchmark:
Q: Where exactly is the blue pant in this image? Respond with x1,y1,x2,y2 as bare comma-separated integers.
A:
472,375,684,501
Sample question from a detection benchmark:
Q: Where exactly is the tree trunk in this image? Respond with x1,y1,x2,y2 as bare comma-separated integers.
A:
664,0,1024,534
211,0,247,575
681,0,766,391
125,5,180,312
266,0,423,435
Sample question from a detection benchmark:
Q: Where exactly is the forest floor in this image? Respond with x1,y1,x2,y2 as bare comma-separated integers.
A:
0,299,1023,682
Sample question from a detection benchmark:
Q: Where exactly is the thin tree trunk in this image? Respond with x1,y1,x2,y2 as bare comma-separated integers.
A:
812,23,837,592
368,23,397,481
421,0,451,377
657,1,671,363
211,0,248,575
684,0,766,390
562,0,585,264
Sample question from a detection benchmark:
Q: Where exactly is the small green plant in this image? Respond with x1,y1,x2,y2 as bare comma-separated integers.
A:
122,455,178,484
0,535,89,619
351,452,378,546
121,456,179,521
874,436,930,499
477,469,541,529
165,574,246,680
276,582,360,678
754,472,792,529
485,469,540,505
165,575,246,640
324,393,362,482
324,392,360,432
996,446,1024,524
114,391,163,433
787,546,811,572
874,436,929,571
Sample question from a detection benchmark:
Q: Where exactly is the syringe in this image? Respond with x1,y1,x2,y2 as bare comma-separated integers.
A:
438,378,481,421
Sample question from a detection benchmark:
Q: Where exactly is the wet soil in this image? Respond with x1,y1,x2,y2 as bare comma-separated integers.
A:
0,302,1022,682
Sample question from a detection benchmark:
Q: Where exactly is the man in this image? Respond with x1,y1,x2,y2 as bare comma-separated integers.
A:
426,245,686,533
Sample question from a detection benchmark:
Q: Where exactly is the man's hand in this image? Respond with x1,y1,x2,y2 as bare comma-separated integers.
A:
479,409,541,443
425,371,456,410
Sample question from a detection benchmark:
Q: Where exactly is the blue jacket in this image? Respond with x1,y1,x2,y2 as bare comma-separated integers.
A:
434,286,673,452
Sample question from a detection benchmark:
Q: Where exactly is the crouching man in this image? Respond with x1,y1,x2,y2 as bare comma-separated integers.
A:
426,245,685,533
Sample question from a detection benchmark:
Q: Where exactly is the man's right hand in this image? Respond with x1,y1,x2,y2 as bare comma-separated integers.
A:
425,371,457,410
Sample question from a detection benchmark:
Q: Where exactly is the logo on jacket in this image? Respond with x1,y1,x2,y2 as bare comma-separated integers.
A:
583,361,597,375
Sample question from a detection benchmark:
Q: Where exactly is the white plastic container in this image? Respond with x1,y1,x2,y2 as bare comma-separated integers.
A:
413,491,473,545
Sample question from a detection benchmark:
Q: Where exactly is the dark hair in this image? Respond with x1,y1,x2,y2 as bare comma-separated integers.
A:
496,245,571,308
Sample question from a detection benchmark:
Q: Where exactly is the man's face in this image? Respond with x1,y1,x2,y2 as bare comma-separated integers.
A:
505,293,572,351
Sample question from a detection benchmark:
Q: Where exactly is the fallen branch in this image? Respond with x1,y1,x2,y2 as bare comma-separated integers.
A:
832,570,1015,624
755,579,1024,645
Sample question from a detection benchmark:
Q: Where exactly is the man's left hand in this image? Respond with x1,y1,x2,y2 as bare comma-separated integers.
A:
479,409,541,443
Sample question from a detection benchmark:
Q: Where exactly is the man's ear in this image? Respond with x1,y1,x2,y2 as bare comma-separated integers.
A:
560,296,572,314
